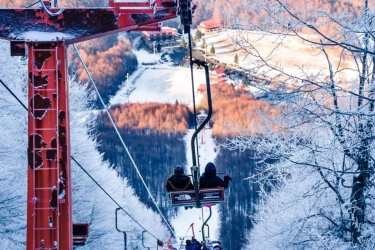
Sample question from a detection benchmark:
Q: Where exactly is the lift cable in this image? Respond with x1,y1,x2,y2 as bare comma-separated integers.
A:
37,0,175,237
72,44,176,236
24,1,40,8
70,156,160,239
0,78,163,240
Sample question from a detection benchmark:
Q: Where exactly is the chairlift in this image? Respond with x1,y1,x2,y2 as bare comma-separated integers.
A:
168,59,226,209
72,223,89,245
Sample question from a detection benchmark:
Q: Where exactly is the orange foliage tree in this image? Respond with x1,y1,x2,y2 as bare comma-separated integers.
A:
197,82,280,137
104,102,191,133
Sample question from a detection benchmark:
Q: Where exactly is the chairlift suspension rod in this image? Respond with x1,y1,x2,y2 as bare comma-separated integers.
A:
190,60,212,208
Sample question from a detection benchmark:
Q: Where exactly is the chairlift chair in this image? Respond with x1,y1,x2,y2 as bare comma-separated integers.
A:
73,223,89,245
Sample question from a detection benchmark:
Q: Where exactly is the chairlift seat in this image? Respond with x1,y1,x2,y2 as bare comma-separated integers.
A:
73,223,89,245
169,188,224,207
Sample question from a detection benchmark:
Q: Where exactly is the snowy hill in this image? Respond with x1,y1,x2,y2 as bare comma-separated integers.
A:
0,40,170,249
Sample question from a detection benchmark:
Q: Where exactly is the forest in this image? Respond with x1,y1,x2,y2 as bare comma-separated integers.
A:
0,0,361,107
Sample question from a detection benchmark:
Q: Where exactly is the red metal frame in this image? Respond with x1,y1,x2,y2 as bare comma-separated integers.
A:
27,42,72,250
0,1,184,249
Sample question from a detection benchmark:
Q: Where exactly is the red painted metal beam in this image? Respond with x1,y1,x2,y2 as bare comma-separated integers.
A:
0,4,178,44
27,42,72,250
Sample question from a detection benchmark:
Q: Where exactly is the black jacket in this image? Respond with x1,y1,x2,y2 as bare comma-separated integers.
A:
166,174,194,192
199,163,229,189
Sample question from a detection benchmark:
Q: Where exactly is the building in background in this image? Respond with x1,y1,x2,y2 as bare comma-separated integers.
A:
198,19,222,35
142,27,180,51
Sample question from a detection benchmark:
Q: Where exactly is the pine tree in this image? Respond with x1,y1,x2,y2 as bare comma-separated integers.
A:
201,38,206,49
180,36,186,48
190,34,195,47
195,29,202,40
210,44,215,55
177,24,183,34
234,53,239,64
157,43,161,52
242,74,249,86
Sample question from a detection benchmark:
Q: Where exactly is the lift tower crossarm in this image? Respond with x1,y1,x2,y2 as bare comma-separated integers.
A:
0,1,178,44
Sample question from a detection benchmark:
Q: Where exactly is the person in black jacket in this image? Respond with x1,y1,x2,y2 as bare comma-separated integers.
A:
166,165,194,192
199,162,231,189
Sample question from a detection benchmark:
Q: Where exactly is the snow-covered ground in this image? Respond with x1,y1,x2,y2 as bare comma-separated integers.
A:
109,48,206,106
198,29,358,82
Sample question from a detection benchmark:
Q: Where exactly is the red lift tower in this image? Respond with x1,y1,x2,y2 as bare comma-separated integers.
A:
0,0,188,249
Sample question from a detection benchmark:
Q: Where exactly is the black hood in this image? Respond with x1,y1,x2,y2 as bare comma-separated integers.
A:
204,162,217,177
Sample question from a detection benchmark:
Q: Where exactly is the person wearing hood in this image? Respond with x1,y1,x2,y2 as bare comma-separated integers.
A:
166,165,194,192
199,162,231,189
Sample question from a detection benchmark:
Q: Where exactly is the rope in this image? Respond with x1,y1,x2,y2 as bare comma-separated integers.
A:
72,44,176,236
0,77,162,239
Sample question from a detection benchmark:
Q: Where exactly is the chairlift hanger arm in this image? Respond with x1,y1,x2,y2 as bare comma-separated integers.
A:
189,61,211,208
201,206,212,246
190,61,211,167
115,208,128,250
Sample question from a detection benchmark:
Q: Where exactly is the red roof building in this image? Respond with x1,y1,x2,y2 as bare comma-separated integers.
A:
198,19,222,34
141,27,180,51
142,27,178,41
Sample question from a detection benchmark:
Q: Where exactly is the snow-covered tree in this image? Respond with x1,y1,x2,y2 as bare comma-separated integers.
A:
0,40,28,246
222,0,375,248
180,36,186,48
195,29,202,40
234,53,239,64
0,40,170,249
201,38,206,49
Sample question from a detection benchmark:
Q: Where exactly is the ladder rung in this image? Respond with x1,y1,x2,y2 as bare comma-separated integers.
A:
33,128,57,131
32,108,58,111
34,227,57,230
33,168,58,171
32,89,58,91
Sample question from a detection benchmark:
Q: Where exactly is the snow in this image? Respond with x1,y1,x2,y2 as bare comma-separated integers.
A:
198,29,358,81
110,49,207,106
109,29,355,246
14,31,73,41
110,47,222,244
